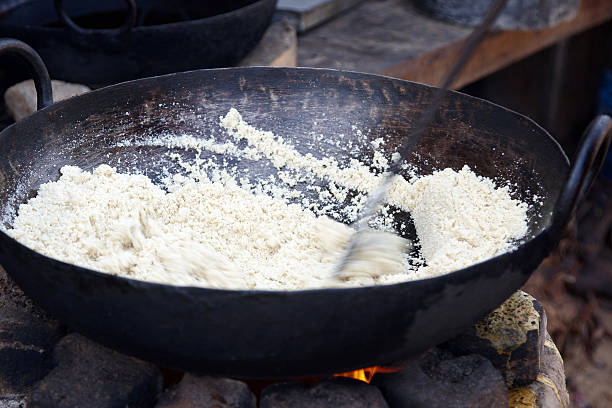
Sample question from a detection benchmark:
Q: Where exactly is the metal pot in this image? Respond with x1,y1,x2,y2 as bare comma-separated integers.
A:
414,0,579,30
0,0,277,85
0,39,610,378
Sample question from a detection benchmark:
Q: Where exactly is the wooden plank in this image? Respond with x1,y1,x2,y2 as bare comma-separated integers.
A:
277,0,366,32
298,0,612,88
298,0,470,74
382,0,612,88
239,19,298,67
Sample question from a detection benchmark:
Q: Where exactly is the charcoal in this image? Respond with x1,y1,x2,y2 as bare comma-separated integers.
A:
374,348,507,408
29,334,162,408
156,374,255,408
260,377,389,408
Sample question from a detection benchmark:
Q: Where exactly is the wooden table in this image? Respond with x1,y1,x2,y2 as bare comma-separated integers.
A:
298,0,612,89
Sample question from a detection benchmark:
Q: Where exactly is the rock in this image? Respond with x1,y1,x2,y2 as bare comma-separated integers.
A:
0,394,27,408
29,333,162,408
4,79,90,121
0,267,64,396
508,332,569,408
155,374,256,408
443,290,546,386
260,377,389,408
373,348,508,408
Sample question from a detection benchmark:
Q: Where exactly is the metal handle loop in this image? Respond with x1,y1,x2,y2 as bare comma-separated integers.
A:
54,0,137,35
553,115,612,232
0,38,53,110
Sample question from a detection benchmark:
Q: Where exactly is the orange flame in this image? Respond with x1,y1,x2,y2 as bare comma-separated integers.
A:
334,366,403,384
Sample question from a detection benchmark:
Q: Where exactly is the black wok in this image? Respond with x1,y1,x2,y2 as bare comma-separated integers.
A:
0,39,610,378
0,0,277,85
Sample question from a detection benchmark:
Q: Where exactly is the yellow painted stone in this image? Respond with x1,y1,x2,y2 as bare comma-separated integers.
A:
536,374,565,407
508,387,537,408
475,291,540,351
475,291,542,386
544,339,563,361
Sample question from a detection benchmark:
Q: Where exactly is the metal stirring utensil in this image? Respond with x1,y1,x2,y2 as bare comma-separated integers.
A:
334,0,509,278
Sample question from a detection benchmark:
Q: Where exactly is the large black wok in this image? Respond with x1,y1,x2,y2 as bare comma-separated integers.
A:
0,40,610,378
0,0,277,85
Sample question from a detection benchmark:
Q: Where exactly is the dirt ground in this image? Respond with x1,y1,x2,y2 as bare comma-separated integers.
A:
564,303,612,408
523,179,612,408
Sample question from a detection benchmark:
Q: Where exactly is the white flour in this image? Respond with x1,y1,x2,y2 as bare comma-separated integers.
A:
6,109,529,289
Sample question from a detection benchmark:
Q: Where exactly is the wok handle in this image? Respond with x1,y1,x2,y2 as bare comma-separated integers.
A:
0,38,53,110
553,115,612,231
54,0,137,35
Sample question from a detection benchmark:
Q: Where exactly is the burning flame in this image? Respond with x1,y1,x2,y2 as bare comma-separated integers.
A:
334,366,403,383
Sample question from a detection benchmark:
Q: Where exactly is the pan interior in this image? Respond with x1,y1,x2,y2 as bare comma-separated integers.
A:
0,68,567,270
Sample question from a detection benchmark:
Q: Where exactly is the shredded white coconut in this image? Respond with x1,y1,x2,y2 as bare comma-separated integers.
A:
5,109,530,289
8,165,369,289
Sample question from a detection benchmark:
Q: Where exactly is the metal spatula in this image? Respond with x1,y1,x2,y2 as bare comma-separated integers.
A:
334,0,509,279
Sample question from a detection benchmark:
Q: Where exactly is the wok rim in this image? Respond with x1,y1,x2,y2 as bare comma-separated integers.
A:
0,66,569,296
0,0,276,32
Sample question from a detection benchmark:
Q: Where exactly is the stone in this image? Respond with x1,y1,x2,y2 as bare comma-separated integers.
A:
0,267,64,397
508,332,570,408
0,395,26,408
4,79,90,121
29,333,162,408
443,290,546,386
155,374,256,408
373,348,508,408
260,377,389,408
